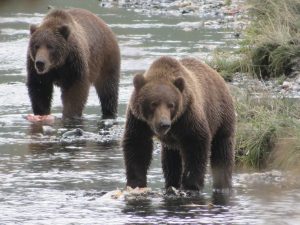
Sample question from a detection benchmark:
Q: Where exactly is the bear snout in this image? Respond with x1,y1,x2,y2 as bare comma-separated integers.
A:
155,117,171,136
34,47,50,74
35,60,45,73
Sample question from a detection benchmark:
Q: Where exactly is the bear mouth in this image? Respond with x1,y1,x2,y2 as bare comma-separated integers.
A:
153,125,171,136
36,68,47,74
35,66,50,75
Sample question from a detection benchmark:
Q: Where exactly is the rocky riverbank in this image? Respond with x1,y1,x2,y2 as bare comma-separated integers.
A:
232,73,300,98
99,0,248,30
99,0,300,98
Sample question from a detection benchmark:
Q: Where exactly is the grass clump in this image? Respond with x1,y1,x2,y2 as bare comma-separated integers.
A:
250,41,300,79
241,0,300,79
234,89,300,170
206,50,245,82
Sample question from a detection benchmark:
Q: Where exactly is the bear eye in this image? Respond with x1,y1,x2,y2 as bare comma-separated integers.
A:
47,44,54,50
150,101,158,109
168,103,175,109
33,44,39,50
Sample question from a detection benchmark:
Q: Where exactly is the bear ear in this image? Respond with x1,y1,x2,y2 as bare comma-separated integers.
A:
133,73,146,90
30,24,38,35
58,25,70,40
173,77,185,92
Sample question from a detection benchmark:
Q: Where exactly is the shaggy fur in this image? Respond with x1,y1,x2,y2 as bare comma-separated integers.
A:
27,8,120,119
123,56,235,190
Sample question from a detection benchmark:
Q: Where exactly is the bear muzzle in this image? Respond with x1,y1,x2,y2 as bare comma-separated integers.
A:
154,117,171,136
34,47,51,74
35,59,51,74
35,60,45,73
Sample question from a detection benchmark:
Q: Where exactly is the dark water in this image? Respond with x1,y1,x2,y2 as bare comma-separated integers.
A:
0,0,299,224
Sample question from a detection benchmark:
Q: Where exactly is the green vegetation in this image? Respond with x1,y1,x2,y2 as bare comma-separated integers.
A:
232,0,300,171
207,0,300,171
209,0,300,80
206,50,244,82
242,0,300,79
234,89,300,171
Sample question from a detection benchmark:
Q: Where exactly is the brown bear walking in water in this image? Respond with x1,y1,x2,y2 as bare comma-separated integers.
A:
27,8,120,119
123,56,236,191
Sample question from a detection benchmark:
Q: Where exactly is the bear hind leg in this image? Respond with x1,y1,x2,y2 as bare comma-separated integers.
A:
95,69,120,119
210,129,234,190
161,146,182,189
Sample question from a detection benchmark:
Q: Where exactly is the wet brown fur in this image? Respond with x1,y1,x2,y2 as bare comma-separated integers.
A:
27,8,120,118
123,56,236,190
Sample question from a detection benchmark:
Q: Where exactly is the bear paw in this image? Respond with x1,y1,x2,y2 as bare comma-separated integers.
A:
25,114,55,123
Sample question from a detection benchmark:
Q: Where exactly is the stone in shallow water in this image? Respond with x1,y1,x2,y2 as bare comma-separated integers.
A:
61,128,84,138
42,125,56,135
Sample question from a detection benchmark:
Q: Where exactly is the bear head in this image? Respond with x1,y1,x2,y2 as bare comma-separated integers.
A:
131,73,185,136
29,22,70,74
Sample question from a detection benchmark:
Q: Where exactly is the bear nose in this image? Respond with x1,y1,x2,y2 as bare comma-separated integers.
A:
159,119,171,130
154,117,171,136
35,60,45,71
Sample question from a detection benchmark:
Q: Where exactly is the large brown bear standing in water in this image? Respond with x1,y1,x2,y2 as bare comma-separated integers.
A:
27,8,120,119
123,56,236,191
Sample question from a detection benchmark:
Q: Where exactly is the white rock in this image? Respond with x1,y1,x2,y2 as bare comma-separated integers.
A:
282,81,292,89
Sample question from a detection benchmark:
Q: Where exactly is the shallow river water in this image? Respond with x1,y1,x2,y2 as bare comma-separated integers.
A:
0,1,299,224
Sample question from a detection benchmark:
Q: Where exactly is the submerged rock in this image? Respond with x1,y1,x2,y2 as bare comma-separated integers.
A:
60,128,92,144
42,125,56,135
62,128,84,138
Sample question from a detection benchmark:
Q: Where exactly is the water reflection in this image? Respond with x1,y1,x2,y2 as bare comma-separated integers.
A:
120,191,234,224
211,191,231,206
123,198,155,218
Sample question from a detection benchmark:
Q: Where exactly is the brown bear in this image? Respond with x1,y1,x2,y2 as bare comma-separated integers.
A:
122,56,236,191
27,8,120,119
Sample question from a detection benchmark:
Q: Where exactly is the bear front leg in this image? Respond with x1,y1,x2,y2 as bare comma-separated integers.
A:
122,110,153,188
174,112,211,191
161,146,182,189
27,74,53,115
180,136,210,191
61,78,89,119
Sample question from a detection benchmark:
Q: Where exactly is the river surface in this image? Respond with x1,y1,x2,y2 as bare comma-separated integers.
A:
0,0,299,224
